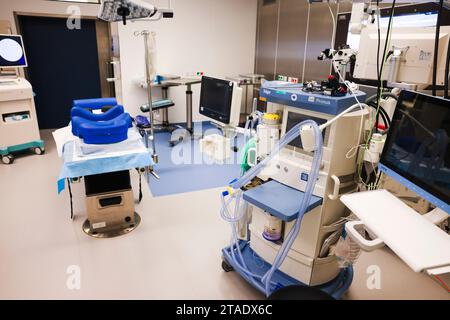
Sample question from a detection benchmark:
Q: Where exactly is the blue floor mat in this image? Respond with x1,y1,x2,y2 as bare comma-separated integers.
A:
148,122,245,197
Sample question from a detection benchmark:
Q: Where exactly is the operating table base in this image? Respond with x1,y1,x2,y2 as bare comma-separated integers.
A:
82,212,141,239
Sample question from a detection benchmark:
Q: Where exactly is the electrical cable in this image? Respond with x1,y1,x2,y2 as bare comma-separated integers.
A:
67,178,74,220
328,3,337,75
376,0,381,84
445,27,450,98
367,101,391,129
433,0,445,96
327,3,369,183
378,1,395,84
355,1,395,190
376,0,382,133
375,1,395,132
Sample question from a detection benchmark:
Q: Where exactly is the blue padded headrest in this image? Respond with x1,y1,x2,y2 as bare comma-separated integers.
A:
73,98,118,110
72,112,133,137
71,104,124,122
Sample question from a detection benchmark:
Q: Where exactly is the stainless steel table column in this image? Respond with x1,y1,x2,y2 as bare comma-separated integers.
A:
161,85,170,127
186,83,193,133
160,78,201,146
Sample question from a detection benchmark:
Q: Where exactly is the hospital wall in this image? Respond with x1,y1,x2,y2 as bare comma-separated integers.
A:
117,0,258,122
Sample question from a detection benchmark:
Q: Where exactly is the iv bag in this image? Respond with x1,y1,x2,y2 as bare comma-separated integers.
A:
145,31,157,81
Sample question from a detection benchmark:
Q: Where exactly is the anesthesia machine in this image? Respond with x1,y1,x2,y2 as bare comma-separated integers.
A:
220,81,369,298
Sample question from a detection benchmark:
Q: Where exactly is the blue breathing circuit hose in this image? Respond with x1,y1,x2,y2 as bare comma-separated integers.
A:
220,120,323,297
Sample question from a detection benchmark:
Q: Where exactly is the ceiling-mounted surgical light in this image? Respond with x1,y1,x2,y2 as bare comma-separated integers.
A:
98,0,174,25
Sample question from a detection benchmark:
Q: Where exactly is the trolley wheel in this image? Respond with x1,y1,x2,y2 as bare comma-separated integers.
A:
34,147,45,155
222,259,234,272
1,154,14,165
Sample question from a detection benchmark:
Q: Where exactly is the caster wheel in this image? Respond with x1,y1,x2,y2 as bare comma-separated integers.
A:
169,141,175,147
232,146,239,153
222,260,234,272
34,147,45,155
1,154,14,165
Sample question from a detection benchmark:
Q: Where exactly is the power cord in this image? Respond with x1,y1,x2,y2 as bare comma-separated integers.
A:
432,0,445,96
356,1,396,190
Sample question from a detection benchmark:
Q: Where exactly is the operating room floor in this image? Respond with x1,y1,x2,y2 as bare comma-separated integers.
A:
0,130,448,300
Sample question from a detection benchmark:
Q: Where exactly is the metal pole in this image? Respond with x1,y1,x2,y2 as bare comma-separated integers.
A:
244,84,248,115
142,31,158,164
252,97,258,115
186,83,193,134
161,86,169,127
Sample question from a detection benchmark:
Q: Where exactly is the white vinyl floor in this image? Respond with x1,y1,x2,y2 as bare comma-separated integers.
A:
0,130,448,300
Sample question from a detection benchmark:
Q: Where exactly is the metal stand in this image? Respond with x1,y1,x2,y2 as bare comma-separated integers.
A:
161,86,171,128
169,83,202,146
139,30,158,164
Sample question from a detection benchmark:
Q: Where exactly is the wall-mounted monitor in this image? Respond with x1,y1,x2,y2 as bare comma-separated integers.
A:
0,34,27,68
199,76,242,127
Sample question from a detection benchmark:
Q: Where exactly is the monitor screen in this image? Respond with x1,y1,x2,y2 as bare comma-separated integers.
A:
0,34,27,68
199,76,234,124
380,91,450,208
286,112,327,149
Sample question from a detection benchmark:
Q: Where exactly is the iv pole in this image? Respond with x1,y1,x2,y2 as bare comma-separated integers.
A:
136,30,158,164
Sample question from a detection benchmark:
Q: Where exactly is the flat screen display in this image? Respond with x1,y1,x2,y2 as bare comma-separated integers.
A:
286,112,327,149
0,35,27,67
199,76,233,124
380,90,450,205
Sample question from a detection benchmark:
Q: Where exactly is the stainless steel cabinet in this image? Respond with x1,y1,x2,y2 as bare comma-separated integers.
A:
255,0,347,82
